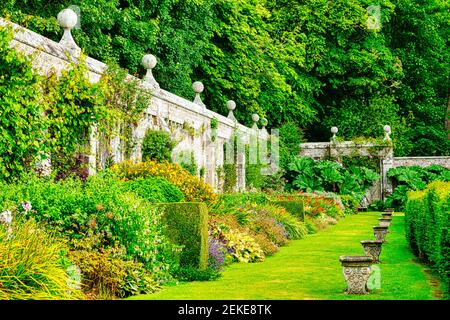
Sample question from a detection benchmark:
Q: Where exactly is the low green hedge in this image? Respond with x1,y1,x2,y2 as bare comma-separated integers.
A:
270,200,304,221
405,181,450,295
157,202,209,270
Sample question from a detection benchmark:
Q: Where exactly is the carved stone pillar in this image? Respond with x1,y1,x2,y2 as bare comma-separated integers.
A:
339,256,373,294
360,240,383,263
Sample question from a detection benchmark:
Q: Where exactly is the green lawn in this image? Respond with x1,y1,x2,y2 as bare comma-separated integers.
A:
129,212,442,300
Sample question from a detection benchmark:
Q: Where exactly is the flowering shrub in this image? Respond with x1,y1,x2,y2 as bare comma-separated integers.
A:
299,194,344,218
0,173,175,298
221,229,265,263
111,160,217,203
208,237,226,271
67,233,160,299
209,218,264,263
122,177,185,203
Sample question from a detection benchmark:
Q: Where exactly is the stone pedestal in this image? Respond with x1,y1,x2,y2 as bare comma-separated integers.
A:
339,256,374,294
381,212,393,219
373,226,389,242
378,217,392,227
360,240,383,263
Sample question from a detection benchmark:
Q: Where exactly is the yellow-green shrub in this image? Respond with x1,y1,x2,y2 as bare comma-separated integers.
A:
111,160,217,203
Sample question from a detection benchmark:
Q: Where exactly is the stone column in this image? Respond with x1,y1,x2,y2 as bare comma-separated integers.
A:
236,144,246,191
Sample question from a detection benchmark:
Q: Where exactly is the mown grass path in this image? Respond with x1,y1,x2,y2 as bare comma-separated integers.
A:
129,212,441,300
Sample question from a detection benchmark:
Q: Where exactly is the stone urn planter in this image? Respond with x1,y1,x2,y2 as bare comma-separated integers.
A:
373,225,389,242
378,217,392,227
339,256,374,294
360,240,383,263
384,208,394,213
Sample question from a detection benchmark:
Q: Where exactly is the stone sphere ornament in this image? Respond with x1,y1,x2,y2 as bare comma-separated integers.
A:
227,100,236,111
192,81,204,94
261,118,268,127
57,8,78,29
141,54,157,70
251,114,260,123
383,125,392,141
331,126,339,134
141,54,160,89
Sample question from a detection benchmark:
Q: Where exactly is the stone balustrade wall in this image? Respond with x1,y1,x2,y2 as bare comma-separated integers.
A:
0,16,266,191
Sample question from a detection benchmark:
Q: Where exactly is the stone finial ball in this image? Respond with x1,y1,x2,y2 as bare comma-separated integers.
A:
261,118,268,126
192,81,204,93
141,54,157,69
252,114,260,123
57,8,78,29
383,125,391,133
331,126,339,134
226,100,236,111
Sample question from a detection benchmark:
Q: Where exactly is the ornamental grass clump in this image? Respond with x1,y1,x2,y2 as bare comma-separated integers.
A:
0,216,83,300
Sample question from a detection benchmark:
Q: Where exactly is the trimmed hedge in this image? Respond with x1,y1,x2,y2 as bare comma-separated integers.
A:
157,202,209,270
270,200,304,221
405,181,450,295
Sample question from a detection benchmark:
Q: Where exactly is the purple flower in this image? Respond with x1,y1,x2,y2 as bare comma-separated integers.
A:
208,237,226,271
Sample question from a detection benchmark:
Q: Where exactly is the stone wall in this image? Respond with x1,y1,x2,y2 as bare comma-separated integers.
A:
388,157,450,169
0,15,266,191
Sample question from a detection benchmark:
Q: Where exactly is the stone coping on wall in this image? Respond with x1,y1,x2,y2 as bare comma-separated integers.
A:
1,17,261,141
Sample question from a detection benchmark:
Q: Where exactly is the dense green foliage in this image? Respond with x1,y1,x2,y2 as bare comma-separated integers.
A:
285,157,379,202
405,181,450,295
0,26,107,180
141,129,176,162
2,0,447,156
0,172,175,298
157,202,209,270
385,164,450,209
123,177,185,203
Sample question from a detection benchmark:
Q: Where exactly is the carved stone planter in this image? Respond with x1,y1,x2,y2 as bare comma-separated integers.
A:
383,208,394,213
378,217,392,227
339,256,373,294
373,225,389,242
360,240,383,263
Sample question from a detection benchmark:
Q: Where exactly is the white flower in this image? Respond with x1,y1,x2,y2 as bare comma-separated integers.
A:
0,210,13,226
21,201,32,213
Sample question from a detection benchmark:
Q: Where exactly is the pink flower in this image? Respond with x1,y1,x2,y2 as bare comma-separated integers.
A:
21,201,32,214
